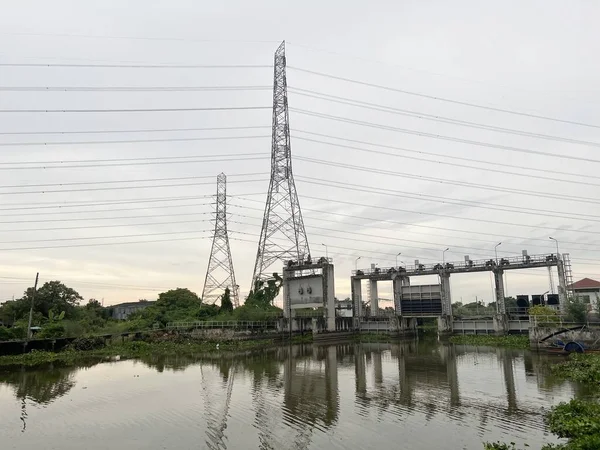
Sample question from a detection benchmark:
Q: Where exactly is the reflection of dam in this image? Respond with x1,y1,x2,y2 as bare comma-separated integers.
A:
284,345,339,427
352,342,532,417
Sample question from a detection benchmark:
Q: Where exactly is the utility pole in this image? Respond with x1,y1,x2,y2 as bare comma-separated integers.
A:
27,273,39,340
252,40,310,287
202,173,239,307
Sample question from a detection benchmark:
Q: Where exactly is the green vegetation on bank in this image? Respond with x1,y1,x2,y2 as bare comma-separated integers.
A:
0,335,280,368
449,334,530,349
0,277,284,341
485,354,600,449
354,332,395,343
550,354,600,385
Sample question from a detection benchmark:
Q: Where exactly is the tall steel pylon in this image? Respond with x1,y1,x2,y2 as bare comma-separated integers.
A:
252,40,310,287
202,173,239,307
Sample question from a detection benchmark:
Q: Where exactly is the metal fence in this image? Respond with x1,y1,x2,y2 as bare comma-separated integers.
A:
528,315,599,329
165,320,278,331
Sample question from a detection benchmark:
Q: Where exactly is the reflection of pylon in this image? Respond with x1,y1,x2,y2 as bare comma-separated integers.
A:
202,173,239,307
252,41,310,286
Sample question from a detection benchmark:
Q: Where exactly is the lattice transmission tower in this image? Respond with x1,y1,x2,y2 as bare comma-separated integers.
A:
202,173,239,307
252,41,310,287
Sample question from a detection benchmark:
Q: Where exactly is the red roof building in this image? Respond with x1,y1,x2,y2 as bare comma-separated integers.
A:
567,278,600,291
567,278,600,310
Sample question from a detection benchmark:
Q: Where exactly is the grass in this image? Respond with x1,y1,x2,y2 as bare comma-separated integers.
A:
0,336,278,368
449,334,530,349
483,352,600,449
549,354,600,385
354,332,397,343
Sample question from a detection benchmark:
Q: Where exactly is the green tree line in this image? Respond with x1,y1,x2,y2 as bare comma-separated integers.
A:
0,274,283,340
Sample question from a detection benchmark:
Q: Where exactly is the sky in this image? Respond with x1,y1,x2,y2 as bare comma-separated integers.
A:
0,0,598,308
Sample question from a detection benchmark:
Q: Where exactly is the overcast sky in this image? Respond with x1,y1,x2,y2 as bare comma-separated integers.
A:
0,0,598,307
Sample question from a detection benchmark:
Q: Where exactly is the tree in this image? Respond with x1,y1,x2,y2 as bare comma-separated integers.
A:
138,288,218,326
565,297,588,324
157,288,200,310
0,300,26,326
245,273,283,308
504,296,518,310
219,288,234,313
22,281,82,320
528,305,559,326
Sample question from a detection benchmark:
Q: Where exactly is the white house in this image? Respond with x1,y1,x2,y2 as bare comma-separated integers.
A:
567,278,600,311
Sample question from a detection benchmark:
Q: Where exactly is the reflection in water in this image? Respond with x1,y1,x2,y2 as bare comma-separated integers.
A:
0,364,81,404
0,340,586,449
201,360,236,450
0,362,96,433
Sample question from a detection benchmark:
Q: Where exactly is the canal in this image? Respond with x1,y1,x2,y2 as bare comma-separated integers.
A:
0,340,587,449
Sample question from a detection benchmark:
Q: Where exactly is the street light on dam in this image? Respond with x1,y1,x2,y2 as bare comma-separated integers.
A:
494,242,502,265
549,237,560,257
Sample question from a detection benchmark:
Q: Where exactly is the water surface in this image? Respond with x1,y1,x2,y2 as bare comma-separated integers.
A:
0,340,585,449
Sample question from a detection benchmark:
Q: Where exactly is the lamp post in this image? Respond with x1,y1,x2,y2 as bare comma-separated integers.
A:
396,252,401,268
355,256,361,271
549,237,560,257
442,248,449,265
494,242,502,265
321,243,328,260
27,273,39,340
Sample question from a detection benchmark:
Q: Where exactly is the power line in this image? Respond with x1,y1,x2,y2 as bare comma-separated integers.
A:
289,87,600,149
0,235,213,251
0,192,265,211
230,211,518,258
0,219,212,233
295,178,600,234
0,125,270,136
0,62,272,69
1,125,584,183
0,134,270,147
233,194,600,250
0,31,280,46
287,66,600,130
292,108,600,165
0,106,271,113
0,230,212,245
0,172,266,189
0,85,271,92
294,157,600,207
0,226,595,278
230,202,600,253
0,155,268,171
0,178,267,195
293,131,600,186
0,211,211,225
0,204,212,218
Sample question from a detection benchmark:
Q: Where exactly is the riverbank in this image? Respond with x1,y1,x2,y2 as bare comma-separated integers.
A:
486,354,600,449
449,335,530,349
0,333,310,368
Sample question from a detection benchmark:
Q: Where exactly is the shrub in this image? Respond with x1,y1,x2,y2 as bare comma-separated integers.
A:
0,326,14,341
38,323,66,339
68,336,106,351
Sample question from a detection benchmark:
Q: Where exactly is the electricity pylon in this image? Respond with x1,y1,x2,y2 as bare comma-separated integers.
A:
252,40,310,288
202,173,239,307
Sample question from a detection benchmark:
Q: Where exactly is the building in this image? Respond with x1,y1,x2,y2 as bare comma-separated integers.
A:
110,300,156,320
567,278,600,311
335,298,353,318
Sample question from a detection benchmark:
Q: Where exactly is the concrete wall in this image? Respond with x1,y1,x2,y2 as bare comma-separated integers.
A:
529,325,600,348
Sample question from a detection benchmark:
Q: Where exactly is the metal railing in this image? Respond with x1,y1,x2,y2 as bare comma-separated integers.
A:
166,320,278,330
353,253,559,276
528,315,599,329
